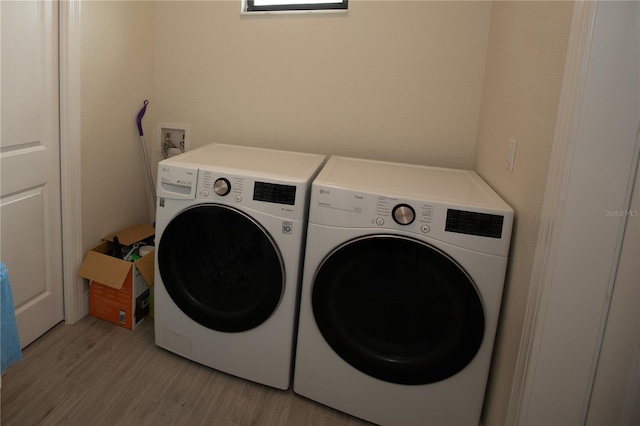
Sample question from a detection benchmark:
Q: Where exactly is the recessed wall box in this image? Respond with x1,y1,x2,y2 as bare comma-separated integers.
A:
156,122,191,156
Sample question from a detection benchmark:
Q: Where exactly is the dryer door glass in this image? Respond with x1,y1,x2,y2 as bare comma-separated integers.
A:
312,235,484,385
159,205,284,332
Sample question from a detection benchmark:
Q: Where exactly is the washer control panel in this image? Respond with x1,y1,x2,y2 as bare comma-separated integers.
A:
196,169,305,220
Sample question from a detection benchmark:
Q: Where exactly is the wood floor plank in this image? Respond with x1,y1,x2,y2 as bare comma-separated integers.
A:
1,316,113,400
97,340,185,424
282,391,318,426
226,380,273,425
59,324,163,424
35,381,92,426
251,386,293,425
0,320,95,422
160,356,211,411
184,371,249,425
135,397,193,426
1,315,372,426
3,374,81,425
64,320,152,387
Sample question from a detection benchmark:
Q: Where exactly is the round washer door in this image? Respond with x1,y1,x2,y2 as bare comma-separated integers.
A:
159,204,284,333
312,235,484,385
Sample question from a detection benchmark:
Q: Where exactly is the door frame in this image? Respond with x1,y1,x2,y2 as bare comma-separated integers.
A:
59,0,84,323
507,1,640,424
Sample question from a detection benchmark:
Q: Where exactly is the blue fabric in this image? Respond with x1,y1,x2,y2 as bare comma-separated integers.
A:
1,262,22,374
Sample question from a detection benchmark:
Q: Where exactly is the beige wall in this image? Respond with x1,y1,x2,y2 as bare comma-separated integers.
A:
79,0,575,423
81,0,155,253
150,1,492,169
474,2,574,424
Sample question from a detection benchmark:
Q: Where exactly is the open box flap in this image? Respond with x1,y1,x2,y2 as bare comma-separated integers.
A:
103,224,155,247
135,250,155,285
77,246,131,290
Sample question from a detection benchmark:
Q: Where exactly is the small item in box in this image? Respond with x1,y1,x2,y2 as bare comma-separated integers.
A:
78,224,155,330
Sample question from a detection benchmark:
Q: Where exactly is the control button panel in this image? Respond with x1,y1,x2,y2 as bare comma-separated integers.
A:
198,171,245,200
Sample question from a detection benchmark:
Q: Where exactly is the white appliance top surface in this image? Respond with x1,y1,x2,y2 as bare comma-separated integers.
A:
164,143,326,180
316,156,512,211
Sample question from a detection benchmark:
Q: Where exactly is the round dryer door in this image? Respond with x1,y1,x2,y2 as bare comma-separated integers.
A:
312,235,484,385
159,205,284,333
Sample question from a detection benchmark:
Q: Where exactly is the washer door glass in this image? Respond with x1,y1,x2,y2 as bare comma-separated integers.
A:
159,205,284,332
312,235,484,385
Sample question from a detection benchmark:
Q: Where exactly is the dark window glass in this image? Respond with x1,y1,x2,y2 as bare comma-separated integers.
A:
246,0,347,12
159,205,284,332
312,235,484,385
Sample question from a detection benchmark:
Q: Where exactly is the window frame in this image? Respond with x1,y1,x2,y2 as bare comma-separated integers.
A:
245,0,348,13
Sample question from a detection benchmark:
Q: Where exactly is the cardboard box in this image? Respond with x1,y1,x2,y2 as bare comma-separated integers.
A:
78,224,155,329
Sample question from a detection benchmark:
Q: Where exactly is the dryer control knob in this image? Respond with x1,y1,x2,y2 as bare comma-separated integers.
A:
392,204,415,225
214,178,231,196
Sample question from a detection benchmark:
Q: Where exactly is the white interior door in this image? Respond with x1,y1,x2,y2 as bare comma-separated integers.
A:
1,1,64,348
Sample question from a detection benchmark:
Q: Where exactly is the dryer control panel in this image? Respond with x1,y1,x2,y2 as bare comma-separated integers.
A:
309,184,513,256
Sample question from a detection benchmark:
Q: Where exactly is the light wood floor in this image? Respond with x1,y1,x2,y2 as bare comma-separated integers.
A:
1,315,373,426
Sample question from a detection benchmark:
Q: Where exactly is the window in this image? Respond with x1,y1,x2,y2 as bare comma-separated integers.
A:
245,0,348,13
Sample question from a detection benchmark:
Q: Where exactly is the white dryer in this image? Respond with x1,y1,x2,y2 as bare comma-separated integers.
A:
154,143,325,390
293,156,514,425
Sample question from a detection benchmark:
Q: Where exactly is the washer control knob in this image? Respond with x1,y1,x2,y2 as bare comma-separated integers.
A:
392,204,415,225
213,178,231,196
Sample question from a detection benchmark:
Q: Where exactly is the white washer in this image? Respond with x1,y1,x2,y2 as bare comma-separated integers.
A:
154,143,325,390
293,156,514,425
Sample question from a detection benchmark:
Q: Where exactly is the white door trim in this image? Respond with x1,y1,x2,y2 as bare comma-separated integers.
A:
506,3,599,422
59,0,84,323
507,1,640,424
